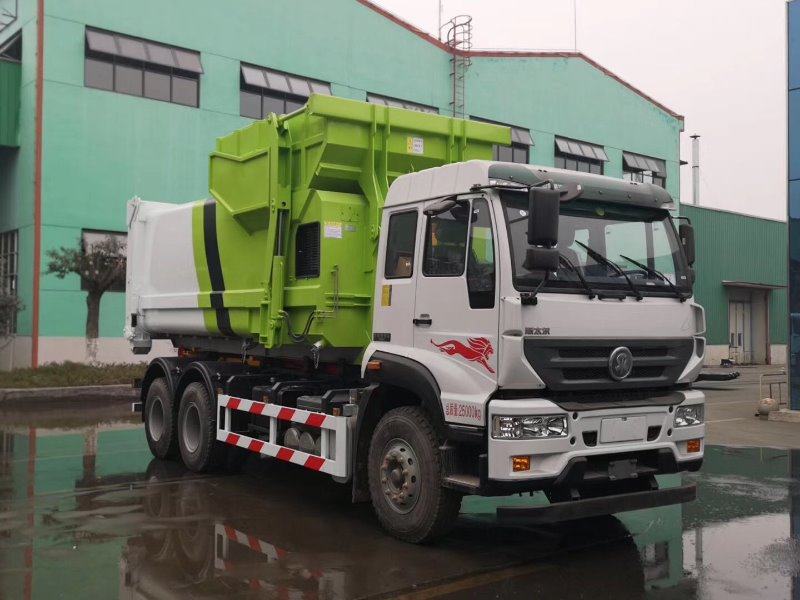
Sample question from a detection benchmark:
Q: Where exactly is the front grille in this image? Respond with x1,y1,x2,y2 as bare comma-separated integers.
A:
524,338,694,392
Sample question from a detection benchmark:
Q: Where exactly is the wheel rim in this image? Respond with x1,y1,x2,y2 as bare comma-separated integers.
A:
182,403,201,454
148,396,165,442
379,438,421,514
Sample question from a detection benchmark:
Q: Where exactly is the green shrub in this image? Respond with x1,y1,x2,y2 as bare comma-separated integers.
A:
0,362,146,389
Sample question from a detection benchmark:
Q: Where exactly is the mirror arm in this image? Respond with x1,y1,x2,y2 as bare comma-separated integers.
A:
520,271,551,306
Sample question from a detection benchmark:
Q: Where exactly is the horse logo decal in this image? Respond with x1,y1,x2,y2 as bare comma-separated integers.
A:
431,337,495,374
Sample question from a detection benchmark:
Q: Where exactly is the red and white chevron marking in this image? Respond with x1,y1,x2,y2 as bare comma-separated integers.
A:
214,523,330,597
217,523,288,562
217,394,350,478
219,395,334,429
221,430,330,472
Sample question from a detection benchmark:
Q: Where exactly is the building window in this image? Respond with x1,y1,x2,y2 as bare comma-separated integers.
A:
623,152,667,188
84,28,202,107
81,230,127,293
0,32,21,62
367,93,439,114
473,117,533,164
0,230,18,335
240,64,330,119
554,136,607,174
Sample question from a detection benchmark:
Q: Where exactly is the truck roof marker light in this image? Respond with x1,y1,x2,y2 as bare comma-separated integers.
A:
512,456,531,472
366,360,382,371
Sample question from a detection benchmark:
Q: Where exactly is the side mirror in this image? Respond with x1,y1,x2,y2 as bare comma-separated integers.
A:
527,188,560,247
523,247,559,272
679,223,695,266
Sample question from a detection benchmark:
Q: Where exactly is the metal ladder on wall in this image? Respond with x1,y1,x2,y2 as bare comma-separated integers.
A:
442,15,473,119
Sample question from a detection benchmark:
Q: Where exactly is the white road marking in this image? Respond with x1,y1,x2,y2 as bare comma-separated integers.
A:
706,417,747,423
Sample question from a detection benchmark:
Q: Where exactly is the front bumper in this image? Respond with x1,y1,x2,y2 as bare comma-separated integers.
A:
496,483,697,524
485,390,704,484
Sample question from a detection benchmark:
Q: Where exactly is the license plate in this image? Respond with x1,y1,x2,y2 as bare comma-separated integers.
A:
608,459,638,481
599,416,646,443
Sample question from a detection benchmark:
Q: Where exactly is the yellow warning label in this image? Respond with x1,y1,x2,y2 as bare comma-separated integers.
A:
381,284,392,307
406,136,424,155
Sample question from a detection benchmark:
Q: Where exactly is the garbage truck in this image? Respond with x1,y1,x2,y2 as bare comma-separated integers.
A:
127,94,705,543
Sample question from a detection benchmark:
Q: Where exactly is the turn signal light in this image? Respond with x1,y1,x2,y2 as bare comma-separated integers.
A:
366,360,382,371
687,439,701,453
512,455,531,472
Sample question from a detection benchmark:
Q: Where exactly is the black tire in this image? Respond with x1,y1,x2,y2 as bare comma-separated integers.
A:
144,378,178,460
177,382,225,472
367,406,462,543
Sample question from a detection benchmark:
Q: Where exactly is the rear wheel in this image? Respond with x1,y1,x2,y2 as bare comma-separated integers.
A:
144,378,178,459
367,406,462,543
178,382,225,472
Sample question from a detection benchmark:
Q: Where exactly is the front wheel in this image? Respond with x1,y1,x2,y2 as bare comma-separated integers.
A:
367,406,462,543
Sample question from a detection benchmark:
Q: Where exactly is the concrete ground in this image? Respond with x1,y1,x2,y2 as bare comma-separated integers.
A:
698,365,799,449
0,374,797,599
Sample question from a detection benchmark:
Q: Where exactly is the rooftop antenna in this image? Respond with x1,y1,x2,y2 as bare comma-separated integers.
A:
573,0,578,51
441,15,473,119
690,134,701,206
437,0,443,41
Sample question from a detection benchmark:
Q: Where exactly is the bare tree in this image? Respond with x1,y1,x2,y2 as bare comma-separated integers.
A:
46,235,126,362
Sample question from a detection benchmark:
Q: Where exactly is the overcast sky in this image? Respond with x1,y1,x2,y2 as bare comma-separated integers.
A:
373,0,787,221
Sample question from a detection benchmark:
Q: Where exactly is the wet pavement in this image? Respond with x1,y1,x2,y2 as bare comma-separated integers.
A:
0,400,798,599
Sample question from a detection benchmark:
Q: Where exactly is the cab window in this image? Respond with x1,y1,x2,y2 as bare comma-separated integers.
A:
384,210,418,279
423,203,469,276
467,199,495,308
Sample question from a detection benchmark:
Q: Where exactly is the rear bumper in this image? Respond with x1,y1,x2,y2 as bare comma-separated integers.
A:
496,483,697,524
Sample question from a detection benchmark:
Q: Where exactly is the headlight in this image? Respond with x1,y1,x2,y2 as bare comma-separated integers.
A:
492,415,568,439
674,405,704,427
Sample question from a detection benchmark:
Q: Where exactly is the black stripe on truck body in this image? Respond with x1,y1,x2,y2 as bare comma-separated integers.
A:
203,201,235,337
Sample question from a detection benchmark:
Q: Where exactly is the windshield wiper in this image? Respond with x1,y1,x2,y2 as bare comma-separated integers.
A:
619,254,688,302
559,253,596,300
575,241,643,301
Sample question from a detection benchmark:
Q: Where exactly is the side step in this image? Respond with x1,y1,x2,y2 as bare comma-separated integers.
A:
496,483,696,524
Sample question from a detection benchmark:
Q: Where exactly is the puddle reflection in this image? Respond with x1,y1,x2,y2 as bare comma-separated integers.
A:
0,407,797,599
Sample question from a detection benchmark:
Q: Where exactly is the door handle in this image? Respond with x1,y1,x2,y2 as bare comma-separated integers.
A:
413,316,432,326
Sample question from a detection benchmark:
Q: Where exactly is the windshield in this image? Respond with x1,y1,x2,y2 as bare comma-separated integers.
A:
500,191,690,294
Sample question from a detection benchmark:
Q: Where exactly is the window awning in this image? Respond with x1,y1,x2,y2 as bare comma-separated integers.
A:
722,281,786,291
623,152,666,175
241,64,331,97
471,116,533,146
86,28,203,73
367,93,438,114
555,136,608,161
510,126,533,146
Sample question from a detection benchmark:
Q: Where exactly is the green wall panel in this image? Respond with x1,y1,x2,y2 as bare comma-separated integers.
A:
682,205,788,345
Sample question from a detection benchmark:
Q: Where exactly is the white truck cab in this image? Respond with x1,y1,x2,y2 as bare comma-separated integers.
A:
364,159,704,505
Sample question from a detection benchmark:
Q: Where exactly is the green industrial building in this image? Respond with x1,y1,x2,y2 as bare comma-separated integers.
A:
0,0,787,368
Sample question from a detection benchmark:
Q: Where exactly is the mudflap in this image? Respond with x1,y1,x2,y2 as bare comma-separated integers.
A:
496,483,696,525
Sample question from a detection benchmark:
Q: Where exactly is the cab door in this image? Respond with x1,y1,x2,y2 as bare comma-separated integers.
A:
372,207,422,349
412,197,499,392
